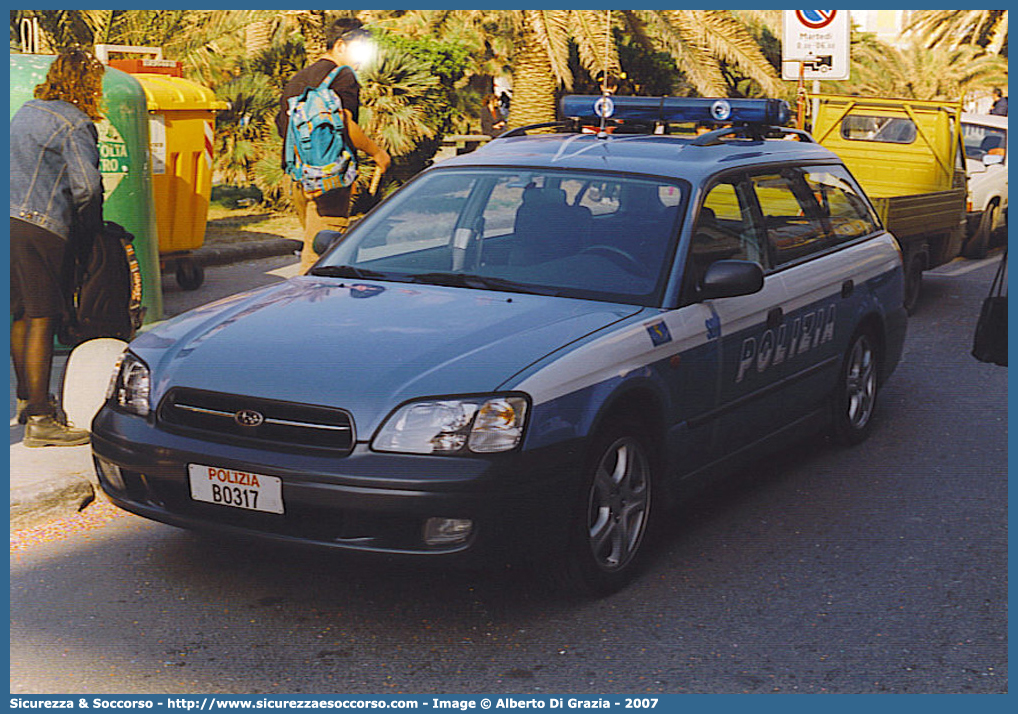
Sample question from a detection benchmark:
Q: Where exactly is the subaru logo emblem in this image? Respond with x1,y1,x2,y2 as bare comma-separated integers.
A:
234,409,264,427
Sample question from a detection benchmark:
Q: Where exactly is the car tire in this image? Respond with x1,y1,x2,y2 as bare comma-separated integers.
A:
176,260,205,291
553,420,655,597
903,251,924,316
963,203,997,260
832,330,880,446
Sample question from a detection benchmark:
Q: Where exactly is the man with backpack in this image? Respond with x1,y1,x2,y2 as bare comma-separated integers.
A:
276,17,391,274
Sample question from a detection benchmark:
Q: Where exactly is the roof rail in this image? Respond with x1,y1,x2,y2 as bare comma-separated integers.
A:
497,121,574,139
691,125,815,145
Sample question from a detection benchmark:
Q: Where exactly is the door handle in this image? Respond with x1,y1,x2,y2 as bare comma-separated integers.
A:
766,307,783,329
842,280,855,298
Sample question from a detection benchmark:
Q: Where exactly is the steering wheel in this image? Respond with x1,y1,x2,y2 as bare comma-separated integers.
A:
580,245,647,276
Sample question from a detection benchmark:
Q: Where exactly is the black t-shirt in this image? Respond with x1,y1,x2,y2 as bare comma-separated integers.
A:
276,59,361,168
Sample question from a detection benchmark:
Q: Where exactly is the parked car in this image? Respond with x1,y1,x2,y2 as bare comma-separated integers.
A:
960,112,1008,258
810,94,969,313
91,97,907,595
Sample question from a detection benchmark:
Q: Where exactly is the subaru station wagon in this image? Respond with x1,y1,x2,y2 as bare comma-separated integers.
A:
92,97,907,595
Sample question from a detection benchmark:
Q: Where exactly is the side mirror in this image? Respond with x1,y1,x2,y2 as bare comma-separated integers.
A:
698,260,764,301
983,153,1004,167
312,229,344,255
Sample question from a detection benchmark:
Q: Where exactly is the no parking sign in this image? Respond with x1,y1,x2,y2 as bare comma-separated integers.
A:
782,9,851,80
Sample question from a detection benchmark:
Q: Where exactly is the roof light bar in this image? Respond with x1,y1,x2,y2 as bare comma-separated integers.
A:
560,95,792,127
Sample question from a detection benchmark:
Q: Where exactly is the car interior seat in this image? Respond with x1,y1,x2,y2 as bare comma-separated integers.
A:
980,134,1005,157
511,186,591,265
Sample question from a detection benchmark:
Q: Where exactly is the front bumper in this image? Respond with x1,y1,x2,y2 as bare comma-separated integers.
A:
91,406,582,561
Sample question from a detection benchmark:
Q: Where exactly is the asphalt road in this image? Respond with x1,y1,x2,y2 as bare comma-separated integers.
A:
10,252,1007,694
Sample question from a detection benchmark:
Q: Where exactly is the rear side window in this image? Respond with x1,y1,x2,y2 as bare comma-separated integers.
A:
801,166,880,242
750,171,827,266
750,165,878,267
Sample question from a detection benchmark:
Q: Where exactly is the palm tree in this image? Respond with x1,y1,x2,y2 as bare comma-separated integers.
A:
358,47,441,157
833,37,1008,102
390,10,780,128
11,9,107,52
247,37,307,89
213,72,278,185
907,10,1008,56
12,10,267,87
620,11,781,98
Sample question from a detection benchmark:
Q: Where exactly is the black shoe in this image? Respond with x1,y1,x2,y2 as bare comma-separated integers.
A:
24,415,90,447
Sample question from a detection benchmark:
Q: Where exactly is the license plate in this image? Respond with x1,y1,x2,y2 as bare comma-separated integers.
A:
188,464,284,514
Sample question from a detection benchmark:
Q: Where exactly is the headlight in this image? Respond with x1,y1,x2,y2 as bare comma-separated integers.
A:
109,352,151,417
373,396,528,455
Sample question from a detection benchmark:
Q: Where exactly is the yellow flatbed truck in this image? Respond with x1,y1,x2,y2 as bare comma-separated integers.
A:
810,94,968,313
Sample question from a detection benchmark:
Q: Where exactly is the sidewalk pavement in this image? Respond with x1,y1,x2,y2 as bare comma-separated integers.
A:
9,237,300,531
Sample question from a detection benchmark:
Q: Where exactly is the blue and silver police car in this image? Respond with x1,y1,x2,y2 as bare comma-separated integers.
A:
92,97,907,595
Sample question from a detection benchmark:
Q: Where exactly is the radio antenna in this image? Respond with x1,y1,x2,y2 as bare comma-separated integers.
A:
598,10,612,137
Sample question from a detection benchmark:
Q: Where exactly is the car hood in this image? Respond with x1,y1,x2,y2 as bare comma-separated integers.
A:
131,277,642,436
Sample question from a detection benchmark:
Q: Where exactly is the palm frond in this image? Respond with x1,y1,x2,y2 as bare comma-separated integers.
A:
572,10,620,78
526,10,573,87
649,10,728,96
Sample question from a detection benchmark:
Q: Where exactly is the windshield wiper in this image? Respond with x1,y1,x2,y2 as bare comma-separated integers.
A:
409,272,559,296
308,265,393,280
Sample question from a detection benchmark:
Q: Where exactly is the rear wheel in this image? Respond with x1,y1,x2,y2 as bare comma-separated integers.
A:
176,259,205,291
902,251,924,315
963,203,997,260
832,330,880,446
554,421,655,596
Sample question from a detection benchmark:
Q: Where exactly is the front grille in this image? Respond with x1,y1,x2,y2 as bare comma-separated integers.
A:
158,388,355,455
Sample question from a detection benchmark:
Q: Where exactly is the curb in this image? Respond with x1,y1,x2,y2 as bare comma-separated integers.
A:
9,442,97,531
192,238,301,267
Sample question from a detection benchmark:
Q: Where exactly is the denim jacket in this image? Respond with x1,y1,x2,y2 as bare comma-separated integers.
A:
10,99,103,241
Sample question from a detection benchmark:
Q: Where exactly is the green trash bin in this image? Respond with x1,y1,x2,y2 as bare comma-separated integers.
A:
9,53,163,326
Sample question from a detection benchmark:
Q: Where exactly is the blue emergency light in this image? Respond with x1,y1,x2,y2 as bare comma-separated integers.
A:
560,95,792,127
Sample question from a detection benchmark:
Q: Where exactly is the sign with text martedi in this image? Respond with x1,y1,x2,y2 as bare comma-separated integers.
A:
782,10,851,81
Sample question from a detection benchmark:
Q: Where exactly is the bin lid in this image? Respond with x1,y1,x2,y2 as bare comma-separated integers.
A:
132,73,228,112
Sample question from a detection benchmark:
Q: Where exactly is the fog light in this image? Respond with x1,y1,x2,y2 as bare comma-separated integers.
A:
423,517,473,546
95,457,125,490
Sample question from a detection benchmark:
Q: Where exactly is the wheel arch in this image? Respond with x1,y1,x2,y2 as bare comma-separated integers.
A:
587,382,668,461
852,311,888,385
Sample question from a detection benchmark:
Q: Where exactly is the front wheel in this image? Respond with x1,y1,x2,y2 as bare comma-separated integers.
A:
554,421,655,596
832,331,880,446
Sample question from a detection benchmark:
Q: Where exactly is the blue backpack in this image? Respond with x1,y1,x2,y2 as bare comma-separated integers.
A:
284,64,358,197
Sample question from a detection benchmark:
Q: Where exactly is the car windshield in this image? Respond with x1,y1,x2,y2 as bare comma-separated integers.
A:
319,168,688,306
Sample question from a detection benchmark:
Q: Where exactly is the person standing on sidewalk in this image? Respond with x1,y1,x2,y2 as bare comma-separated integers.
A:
275,17,390,274
989,87,1008,116
10,49,106,447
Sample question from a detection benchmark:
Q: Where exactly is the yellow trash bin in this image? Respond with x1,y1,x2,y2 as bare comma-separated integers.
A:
131,72,228,290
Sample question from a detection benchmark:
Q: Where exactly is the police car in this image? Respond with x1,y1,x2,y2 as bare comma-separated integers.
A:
92,97,906,595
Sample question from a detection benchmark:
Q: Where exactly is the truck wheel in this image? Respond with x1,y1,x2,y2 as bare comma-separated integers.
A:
176,260,205,291
832,330,880,446
903,251,924,316
964,203,997,260
554,420,655,596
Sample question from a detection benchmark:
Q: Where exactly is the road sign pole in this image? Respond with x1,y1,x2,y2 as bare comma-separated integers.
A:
797,61,806,129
